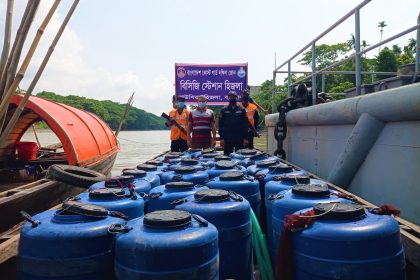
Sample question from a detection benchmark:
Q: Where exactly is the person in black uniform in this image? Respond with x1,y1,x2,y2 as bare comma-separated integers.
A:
219,91,249,155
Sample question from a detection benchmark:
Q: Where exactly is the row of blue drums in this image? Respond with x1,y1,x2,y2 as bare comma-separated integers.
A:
18,148,406,279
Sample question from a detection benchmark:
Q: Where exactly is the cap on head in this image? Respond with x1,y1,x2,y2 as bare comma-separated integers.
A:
177,96,186,101
242,89,250,96
228,91,238,98
197,95,207,102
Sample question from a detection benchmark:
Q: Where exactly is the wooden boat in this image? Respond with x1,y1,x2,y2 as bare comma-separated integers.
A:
0,95,119,272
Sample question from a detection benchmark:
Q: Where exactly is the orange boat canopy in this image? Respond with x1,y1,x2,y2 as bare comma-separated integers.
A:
0,95,119,166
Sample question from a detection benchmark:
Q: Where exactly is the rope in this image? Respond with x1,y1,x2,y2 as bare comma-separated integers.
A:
297,202,337,218
116,136,144,144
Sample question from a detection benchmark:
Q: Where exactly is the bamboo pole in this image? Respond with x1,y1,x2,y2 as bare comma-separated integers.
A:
0,0,36,98
0,0,58,127
0,0,80,147
115,92,135,137
0,0,14,78
3,0,41,95
32,125,41,148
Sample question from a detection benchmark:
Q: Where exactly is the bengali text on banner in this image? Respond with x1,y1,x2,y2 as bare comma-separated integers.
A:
175,63,248,105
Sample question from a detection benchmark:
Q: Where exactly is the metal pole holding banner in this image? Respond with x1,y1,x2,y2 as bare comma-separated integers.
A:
355,8,362,95
312,42,317,105
287,61,292,97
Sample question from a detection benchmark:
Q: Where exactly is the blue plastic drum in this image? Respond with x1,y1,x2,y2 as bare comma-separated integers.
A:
265,174,327,197
183,148,203,158
205,171,261,218
241,154,280,167
175,189,253,280
89,175,152,196
160,166,209,185
206,160,247,179
282,203,406,280
230,148,260,160
197,152,223,167
270,184,349,262
114,210,219,279
136,164,166,182
167,158,208,171
148,181,208,212
122,168,160,189
255,163,309,232
246,159,279,176
76,187,144,220
18,201,125,280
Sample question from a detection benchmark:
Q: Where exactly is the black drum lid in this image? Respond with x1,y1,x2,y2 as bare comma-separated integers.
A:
137,164,158,171
194,189,230,202
274,174,310,184
174,165,196,174
60,200,109,218
291,184,330,197
89,187,126,199
256,159,278,168
215,160,237,170
144,210,192,228
122,169,147,178
165,181,195,189
180,158,199,165
268,163,293,173
237,149,257,155
219,171,244,181
313,203,366,220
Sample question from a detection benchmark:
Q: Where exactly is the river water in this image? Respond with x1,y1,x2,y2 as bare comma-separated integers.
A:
21,129,266,175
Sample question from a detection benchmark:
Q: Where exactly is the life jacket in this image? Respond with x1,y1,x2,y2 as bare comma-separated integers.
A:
169,108,189,140
243,102,257,127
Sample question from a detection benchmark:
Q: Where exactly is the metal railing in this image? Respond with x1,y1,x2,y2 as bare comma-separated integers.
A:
271,0,420,112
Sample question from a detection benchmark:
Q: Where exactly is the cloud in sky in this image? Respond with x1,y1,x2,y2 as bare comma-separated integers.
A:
1,0,173,115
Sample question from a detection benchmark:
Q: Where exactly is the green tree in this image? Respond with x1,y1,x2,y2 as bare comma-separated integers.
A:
377,21,387,52
251,80,287,114
375,47,398,80
299,43,351,70
392,44,402,56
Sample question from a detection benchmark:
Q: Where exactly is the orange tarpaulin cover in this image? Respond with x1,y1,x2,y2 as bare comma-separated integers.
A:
10,95,119,166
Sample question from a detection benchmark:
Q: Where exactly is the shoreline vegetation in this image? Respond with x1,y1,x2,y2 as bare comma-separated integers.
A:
35,91,167,130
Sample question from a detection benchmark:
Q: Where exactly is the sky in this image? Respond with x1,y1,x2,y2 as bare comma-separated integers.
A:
0,0,418,115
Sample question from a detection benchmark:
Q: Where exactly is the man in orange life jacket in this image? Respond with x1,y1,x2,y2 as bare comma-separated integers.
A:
165,96,190,152
241,89,259,149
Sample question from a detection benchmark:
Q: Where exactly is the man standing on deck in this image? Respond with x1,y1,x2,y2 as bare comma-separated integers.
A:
165,96,190,152
187,95,217,149
218,91,248,155
241,89,259,149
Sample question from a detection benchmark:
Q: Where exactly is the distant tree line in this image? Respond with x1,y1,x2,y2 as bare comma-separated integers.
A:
36,91,167,130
